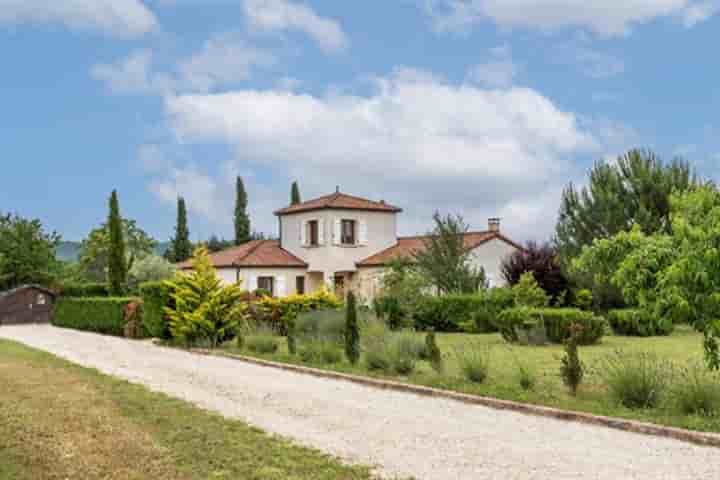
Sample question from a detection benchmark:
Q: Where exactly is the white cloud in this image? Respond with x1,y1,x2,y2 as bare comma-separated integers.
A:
0,0,158,37
243,0,348,52
91,33,275,95
423,0,716,36
150,165,227,224
553,44,625,78
466,45,522,87
158,69,605,240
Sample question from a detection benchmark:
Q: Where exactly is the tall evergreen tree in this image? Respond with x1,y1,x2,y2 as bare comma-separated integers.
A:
107,190,127,295
234,176,251,245
291,181,301,205
172,197,192,262
345,291,360,365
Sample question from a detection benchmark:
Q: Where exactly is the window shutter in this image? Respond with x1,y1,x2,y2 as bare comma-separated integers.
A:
248,275,257,292
300,220,307,246
318,219,325,245
275,276,287,297
333,218,341,245
359,219,368,245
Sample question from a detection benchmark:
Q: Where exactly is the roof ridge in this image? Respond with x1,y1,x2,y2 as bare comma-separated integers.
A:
398,230,492,240
232,239,266,265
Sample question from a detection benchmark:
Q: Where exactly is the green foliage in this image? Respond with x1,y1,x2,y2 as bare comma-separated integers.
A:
600,351,672,409
295,309,347,343
164,247,247,347
413,294,485,332
252,288,343,334
107,191,127,296
517,364,536,391
500,241,569,304
412,212,486,294
573,289,593,310
169,197,192,262
245,335,279,354
455,345,490,383
672,363,720,416
234,176,251,245
425,330,443,373
299,340,343,364
286,315,297,355
560,323,584,396
497,308,606,345
607,309,673,337
364,342,393,372
139,281,172,339
59,282,110,297
376,258,431,327
471,287,514,332
512,272,550,308
344,292,360,365
291,181,301,205
0,212,60,289
128,255,175,288
53,297,136,336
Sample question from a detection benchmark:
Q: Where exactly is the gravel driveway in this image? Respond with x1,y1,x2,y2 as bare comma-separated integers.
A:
2,325,719,480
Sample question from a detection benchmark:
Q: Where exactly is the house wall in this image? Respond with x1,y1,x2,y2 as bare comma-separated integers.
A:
280,209,397,279
216,267,309,296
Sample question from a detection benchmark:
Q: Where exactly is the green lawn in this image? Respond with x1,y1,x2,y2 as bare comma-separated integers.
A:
224,325,720,434
0,339,374,480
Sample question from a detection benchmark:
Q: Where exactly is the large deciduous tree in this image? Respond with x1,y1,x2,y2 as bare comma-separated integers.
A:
234,176,250,245
413,213,486,294
107,190,127,295
0,212,60,289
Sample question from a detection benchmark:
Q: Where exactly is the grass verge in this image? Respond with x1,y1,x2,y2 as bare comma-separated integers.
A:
0,339,373,480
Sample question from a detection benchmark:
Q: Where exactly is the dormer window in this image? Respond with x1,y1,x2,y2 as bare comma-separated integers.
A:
308,220,319,246
341,219,356,245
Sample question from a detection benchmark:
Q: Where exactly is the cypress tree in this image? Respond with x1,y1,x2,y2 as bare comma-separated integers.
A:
345,291,360,364
173,197,192,262
291,181,301,205
234,176,250,245
107,190,127,295
425,330,443,373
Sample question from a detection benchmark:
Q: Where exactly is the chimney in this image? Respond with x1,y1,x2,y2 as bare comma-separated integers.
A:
488,217,501,232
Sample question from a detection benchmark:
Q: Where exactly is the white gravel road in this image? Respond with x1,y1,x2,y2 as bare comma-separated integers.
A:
2,325,719,480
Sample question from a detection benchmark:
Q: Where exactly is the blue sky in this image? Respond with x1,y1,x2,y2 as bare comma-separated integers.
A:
2,0,720,243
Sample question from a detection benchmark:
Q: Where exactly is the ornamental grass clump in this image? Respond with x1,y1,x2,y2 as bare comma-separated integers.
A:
672,362,720,416
245,335,279,354
299,340,343,364
599,350,672,409
456,345,490,384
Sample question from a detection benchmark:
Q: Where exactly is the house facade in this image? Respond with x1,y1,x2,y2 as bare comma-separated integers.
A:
179,191,523,301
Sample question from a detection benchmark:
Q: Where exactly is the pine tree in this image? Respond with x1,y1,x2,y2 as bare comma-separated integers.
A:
345,291,360,364
291,181,301,205
234,177,251,245
172,197,192,262
107,190,127,295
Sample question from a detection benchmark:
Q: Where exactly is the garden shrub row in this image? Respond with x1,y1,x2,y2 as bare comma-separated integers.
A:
58,282,110,297
53,297,136,336
497,307,606,345
139,281,173,339
607,309,674,337
249,288,343,334
412,288,514,333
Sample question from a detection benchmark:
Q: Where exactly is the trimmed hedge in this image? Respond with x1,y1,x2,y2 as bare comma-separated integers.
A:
53,297,135,336
413,289,513,333
139,281,172,339
607,309,674,337
496,307,606,345
59,282,110,298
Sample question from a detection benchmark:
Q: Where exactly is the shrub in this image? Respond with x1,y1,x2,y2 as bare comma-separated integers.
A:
123,300,144,339
53,297,135,336
245,335,279,354
59,282,110,298
296,310,346,343
345,292,360,365
517,364,536,391
286,316,297,355
413,294,484,332
365,342,393,372
497,308,606,345
299,340,343,364
512,272,550,308
672,362,720,416
456,346,490,383
393,351,416,375
472,288,513,333
501,241,569,305
573,289,594,311
252,287,343,334
600,351,673,409
607,309,674,337
139,281,172,339
425,330,443,373
393,331,425,360
560,323,584,395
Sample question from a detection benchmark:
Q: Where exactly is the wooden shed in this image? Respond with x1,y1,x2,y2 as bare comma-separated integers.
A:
0,285,56,326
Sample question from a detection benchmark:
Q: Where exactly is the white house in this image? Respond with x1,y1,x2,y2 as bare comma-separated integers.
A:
178,190,523,300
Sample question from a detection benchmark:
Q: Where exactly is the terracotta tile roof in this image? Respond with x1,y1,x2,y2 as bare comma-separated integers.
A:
177,240,307,269
275,191,402,216
357,231,523,267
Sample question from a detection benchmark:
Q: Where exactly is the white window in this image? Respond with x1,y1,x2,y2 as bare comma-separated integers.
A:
341,219,356,245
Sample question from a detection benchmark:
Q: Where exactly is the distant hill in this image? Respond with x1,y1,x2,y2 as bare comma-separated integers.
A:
56,241,171,262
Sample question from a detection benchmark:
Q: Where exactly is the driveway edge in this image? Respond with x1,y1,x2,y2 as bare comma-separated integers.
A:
190,348,720,449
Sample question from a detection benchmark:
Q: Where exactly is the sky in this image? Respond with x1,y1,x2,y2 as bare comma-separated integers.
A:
2,0,720,244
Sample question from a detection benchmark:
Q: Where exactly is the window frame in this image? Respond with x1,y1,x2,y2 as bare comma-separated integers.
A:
341,219,356,245
307,220,319,246
257,276,275,296
296,276,306,295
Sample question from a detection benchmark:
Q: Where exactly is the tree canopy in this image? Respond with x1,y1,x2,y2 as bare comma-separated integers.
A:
170,196,192,263
0,212,60,289
291,181,301,205
234,176,250,245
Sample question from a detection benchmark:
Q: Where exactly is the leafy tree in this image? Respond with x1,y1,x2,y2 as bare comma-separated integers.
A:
501,241,569,305
0,212,60,289
170,197,192,262
377,258,431,325
164,247,247,347
206,235,234,253
79,218,156,282
413,213,486,294
128,255,176,288
512,272,550,308
234,176,251,245
345,291,360,364
556,149,698,263
291,181,302,205
107,191,127,295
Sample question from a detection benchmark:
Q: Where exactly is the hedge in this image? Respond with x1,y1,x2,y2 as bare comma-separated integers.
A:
139,281,172,339
53,297,136,336
249,288,343,334
607,309,674,337
59,282,110,298
496,307,606,345
412,289,513,333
